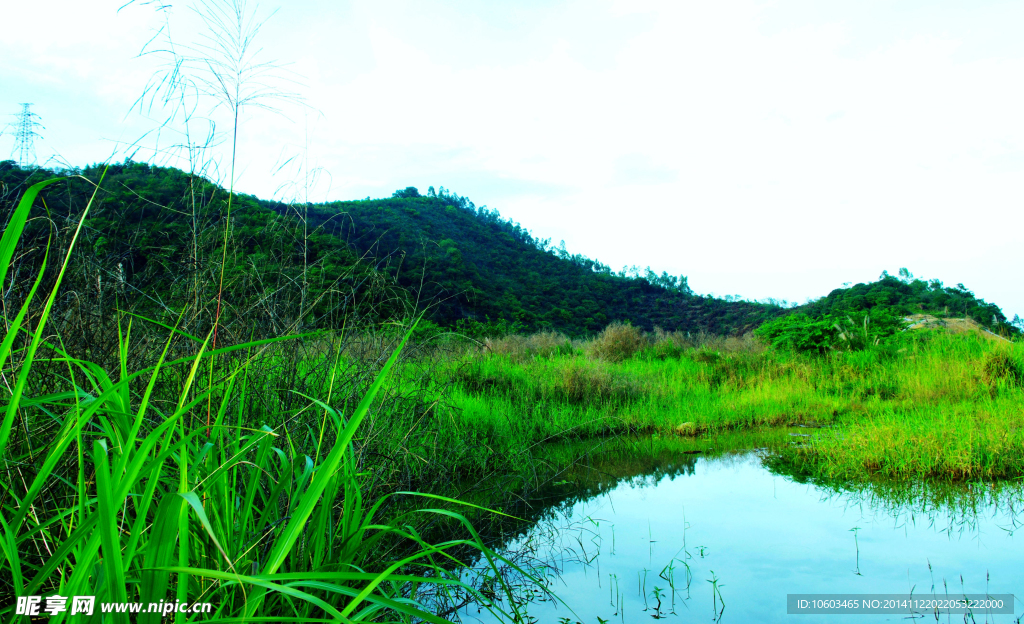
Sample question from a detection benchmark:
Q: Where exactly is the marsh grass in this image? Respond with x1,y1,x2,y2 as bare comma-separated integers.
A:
648,327,762,356
778,401,1024,480
449,328,1024,480
0,179,545,623
483,331,573,362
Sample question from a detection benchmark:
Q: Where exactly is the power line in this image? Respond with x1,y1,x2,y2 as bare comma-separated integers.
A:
9,103,44,166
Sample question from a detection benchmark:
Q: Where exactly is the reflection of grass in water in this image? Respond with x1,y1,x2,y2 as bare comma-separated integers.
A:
767,456,1024,537
707,570,725,621
659,557,690,614
538,427,800,489
639,568,649,610
475,500,715,623
850,526,862,576
465,428,795,580
461,496,704,623
452,433,775,620
607,572,623,622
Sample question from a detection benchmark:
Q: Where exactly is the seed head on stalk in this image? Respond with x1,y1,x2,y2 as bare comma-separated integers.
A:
128,0,305,435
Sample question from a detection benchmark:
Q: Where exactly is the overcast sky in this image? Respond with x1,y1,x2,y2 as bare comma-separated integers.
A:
3,0,1023,321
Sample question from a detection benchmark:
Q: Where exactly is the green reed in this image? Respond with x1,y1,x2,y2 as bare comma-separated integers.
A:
0,179,539,623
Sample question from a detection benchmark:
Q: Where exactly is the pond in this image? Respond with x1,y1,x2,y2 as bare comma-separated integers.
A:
458,433,1024,623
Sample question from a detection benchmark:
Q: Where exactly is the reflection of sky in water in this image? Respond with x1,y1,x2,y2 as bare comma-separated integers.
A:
460,452,1024,624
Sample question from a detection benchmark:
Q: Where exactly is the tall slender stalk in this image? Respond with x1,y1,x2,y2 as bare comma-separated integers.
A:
142,0,303,434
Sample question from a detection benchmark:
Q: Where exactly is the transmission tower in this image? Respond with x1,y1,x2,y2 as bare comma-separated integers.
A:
9,103,44,166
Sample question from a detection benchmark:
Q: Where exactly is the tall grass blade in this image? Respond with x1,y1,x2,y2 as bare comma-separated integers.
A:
1,172,105,455
93,440,129,624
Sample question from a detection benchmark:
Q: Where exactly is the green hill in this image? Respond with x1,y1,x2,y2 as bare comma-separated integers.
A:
754,270,1020,353
802,269,1013,329
303,185,784,336
0,161,782,338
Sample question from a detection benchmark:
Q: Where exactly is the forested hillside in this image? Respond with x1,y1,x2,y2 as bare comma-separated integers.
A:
0,161,782,337
306,185,785,335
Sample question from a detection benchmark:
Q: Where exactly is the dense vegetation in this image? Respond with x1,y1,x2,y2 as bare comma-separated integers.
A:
6,160,1016,348
0,160,401,351
806,268,1016,326
753,269,1020,353
313,186,783,336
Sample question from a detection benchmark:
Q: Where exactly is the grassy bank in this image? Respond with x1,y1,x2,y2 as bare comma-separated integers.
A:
0,181,543,623
444,325,1024,481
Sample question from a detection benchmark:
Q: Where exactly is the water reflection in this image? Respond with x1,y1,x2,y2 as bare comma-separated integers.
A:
767,458,1024,542
457,433,1024,623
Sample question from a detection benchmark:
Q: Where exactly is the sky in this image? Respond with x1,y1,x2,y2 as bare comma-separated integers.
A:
2,0,1023,321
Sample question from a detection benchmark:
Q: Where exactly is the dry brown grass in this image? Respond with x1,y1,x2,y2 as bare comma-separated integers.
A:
587,322,648,362
647,327,764,359
484,331,573,361
905,314,1010,342
484,324,765,365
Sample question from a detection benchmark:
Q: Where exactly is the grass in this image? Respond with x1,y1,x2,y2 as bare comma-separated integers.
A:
0,179,543,623
777,401,1024,480
445,327,1024,481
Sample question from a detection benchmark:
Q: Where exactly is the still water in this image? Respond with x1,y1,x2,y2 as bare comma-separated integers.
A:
459,442,1024,623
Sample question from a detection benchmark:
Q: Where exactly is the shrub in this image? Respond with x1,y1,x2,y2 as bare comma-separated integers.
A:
754,314,836,353
724,334,765,354
555,360,642,404
647,338,685,360
588,322,648,362
693,349,721,364
755,312,905,354
524,331,574,358
646,327,697,359
645,328,763,359
982,351,1023,387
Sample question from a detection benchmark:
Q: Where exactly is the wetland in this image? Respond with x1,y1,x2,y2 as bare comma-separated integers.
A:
459,433,1024,623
